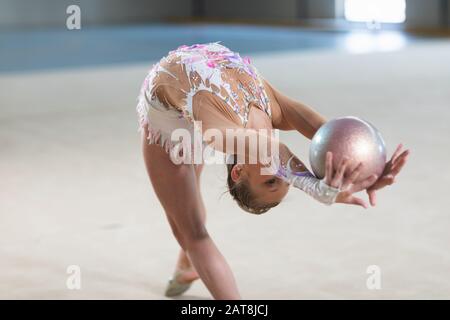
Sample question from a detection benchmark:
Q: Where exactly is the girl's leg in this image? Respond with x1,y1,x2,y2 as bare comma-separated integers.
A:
174,164,205,283
141,131,240,299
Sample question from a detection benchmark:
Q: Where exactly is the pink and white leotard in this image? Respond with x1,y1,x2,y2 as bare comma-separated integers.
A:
136,42,272,153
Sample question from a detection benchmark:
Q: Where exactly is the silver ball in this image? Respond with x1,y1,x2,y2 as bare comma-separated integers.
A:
309,116,386,184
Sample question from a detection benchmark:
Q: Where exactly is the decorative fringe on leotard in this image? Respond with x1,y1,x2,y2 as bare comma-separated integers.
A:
143,123,182,154
136,96,185,157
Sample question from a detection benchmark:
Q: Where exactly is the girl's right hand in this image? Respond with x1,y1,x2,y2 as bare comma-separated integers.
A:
324,152,378,209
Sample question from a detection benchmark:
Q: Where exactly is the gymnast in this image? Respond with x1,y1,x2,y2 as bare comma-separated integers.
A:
136,42,409,299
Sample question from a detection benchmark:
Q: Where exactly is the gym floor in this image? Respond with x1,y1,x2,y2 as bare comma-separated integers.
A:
1,23,449,299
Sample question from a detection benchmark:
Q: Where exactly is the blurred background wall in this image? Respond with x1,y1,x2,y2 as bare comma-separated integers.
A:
0,0,190,29
1,0,449,30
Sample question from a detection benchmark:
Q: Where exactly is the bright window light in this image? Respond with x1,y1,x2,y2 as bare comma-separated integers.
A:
344,31,407,54
345,0,406,24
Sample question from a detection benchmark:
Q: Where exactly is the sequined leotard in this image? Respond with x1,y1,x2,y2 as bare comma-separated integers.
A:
137,42,271,130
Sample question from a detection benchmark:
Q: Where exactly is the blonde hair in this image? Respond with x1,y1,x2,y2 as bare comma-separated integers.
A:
226,155,280,215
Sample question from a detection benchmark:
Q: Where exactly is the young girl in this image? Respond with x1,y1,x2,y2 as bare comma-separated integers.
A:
136,42,409,299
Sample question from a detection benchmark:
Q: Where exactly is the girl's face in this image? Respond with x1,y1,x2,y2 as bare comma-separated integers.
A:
233,163,290,205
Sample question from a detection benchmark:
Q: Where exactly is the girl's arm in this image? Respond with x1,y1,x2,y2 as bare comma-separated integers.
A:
264,79,327,139
278,145,378,208
193,91,281,165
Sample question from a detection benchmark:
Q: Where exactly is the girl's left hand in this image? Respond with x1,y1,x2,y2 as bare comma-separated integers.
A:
366,143,410,206
325,152,378,209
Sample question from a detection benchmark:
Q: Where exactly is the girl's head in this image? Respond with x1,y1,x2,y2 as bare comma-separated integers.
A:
226,155,290,214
